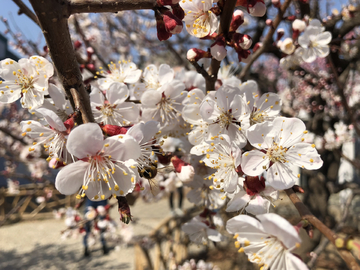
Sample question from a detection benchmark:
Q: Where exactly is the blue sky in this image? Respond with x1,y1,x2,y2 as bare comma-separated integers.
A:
0,0,43,56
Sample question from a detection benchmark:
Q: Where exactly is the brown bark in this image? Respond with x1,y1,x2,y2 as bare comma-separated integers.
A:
29,0,94,124
286,188,360,270
67,0,157,14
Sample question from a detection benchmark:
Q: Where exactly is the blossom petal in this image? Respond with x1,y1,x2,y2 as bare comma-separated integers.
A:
245,195,270,215
267,162,297,190
226,190,249,212
67,123,104,158
55,161,87,195
140,90,162,107
36,107,66,132
226,214,267,242
241,150,269,176
105,135,141,161
256,213,301,249
286,143,323,170
106,82,129,104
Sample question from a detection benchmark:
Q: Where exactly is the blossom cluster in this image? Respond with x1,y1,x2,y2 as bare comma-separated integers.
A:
0,53,326,269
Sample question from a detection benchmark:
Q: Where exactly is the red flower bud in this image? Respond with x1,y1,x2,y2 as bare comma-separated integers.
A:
157,0,180,5
171,156,188,173
101,124,129,136
74,40,82,49
230,10,245,32
163,11,183,34
172,4,185,20
156,16,172,41
244,176,265,196
117,196,132,224
187,48,211,62
253,42,262,52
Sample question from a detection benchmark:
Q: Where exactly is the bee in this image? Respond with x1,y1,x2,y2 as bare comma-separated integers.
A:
139,162,158,179
138,162,173,195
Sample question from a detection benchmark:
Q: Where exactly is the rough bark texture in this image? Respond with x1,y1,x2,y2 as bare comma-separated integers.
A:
67,0,157,14
29,0,94,123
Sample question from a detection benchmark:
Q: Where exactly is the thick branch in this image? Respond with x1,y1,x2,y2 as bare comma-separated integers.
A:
29,0,94,124
67,0,157,15
285,188,360,270
11,0,39,26
206,0,237,91
239,0,292,80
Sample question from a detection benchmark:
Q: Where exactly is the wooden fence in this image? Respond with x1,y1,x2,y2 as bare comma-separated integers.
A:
134,208,202,270
0,183,76,226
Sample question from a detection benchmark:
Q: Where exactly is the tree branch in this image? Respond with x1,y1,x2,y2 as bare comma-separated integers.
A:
29,0,94,124
67,0,157,15
11,0,39,26
0,127,27,146
239,0,292,80
307,190,355,268
206,0,237,91
285,188,360,270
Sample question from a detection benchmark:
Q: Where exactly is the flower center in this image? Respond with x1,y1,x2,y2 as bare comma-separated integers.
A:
250,109,267,126
13,70,35,93
266,142,288,163
217,110,234,129
108,62,126,83
101,104,115,117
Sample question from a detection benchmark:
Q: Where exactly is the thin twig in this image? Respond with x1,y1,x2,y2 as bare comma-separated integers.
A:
11,0,39,26
307,191,355,268
285,188,360,270
206,0,237,91
239,0,292,79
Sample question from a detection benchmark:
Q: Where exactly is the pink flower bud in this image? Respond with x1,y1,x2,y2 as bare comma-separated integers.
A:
266,19,273,26
163,11,183,34
187,48,211,62
86,63,95,71
230,10,244,32
249,1,267,17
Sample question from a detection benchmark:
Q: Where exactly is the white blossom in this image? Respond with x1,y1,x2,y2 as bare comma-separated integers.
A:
181,0,219,38
242,118,323,190
55,123,140,200
0,56,54,109
297,19,332,63
227,213,308,270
